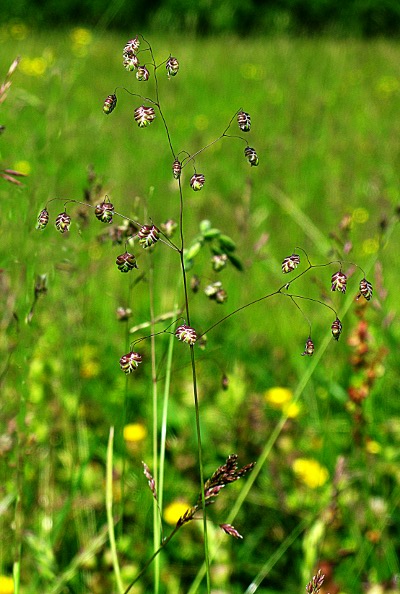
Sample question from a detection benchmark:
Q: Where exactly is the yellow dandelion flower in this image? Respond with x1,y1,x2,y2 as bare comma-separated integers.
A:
123,423,147,443
163,501,190,526
366,440,381,455
13,160,31,175
362,237,379,255
265,387,293,408
352,207,369,224
70,27,92,46
283,401,301,418
292,458,329,489
0,575,14,594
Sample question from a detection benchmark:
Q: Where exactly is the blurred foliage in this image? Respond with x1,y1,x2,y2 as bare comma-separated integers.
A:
2,0,400,36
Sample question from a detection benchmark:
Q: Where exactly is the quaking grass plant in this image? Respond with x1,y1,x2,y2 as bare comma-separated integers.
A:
35,35,376,593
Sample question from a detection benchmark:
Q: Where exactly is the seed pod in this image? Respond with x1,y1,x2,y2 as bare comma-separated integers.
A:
331,318,343,341
119,351,142,374
95,200,114,224
331,270,347,293
172,158,182,179
116,251,138,272
103,94,117,114
190,173,205,191
282,254,300,273
204,281,222,298
358,278,373,301
237,110,251,132
136,65,150,81
123,36,140,55
116,307,132,321
244,146,259,167
138,224,159,248
301,337,314,356
55,211,71,233
175,324,197,345
166,56,179,77
161,218,177,238
134,105,156,127
37,208,49,230
123,53,139,71
215,288,228,303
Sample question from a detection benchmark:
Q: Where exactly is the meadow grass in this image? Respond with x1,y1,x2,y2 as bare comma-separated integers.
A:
0,27,400,594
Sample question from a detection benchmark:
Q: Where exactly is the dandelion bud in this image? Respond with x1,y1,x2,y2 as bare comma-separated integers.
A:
103,94,117,114
175,324,197,345
331,270,347,293
138,224,159,248
55,211,71,233
134,105,156,128
282,254,300,273
123,36,140,55
358,278,373,301
190,173,205,191
172,158,182,179
331,318,343,341
119,351,142,374
166,56,179,77
37,208,49,230
244,146,259,167
301,337,314,356
237,110,251,132
95,200,114,224
116,251,138,272
136,65,149,81
212,254,228,272
161,218,177,238
123,53,139,71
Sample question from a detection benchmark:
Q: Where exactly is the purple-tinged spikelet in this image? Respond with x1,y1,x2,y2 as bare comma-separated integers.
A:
138,224,159,248
282,254,300,273
220,523,243,539
166,56,179,77
172,158,182,179
306,569,325,594
123,53,139,71
212,254,228,272
119,351,142,374
55,211,71,233
237,110,251,132
134,105,156,127
161,218,177,238
103,94,117,114
331,270,347,293
244,146,259,166
37,208,49,230
190,173,205,191
116,251,138,272
95,200,114,224
358,278,373,301
123,36,140,55
175,324,197,345
301,337,314,356
136,65,149,81
331,317,343,341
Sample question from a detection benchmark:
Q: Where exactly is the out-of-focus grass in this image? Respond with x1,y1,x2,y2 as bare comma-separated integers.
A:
0,24,400,594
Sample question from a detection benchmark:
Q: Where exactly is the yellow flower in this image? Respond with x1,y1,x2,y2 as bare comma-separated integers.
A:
352,207,369,224
362,237,379,255
292,458,329,489
163,501,190,526
70,27,92,46
13,160,31,175
0,575,14,594
265,387,293,408
366,440,381,455
283,401,301,419
123,423,147,443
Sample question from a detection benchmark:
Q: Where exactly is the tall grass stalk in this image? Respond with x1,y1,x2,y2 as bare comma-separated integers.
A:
106,427,124,594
